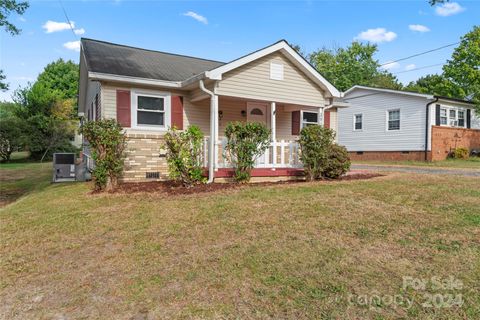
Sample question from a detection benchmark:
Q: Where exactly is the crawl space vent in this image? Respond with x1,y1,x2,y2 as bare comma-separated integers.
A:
146,172,160,179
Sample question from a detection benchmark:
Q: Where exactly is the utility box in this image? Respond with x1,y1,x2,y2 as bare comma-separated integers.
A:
53,153,76,182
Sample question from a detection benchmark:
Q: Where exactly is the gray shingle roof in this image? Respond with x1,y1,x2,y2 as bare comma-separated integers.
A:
81,38,225,82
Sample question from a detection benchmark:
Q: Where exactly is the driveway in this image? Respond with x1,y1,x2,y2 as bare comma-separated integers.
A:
351,164,480,177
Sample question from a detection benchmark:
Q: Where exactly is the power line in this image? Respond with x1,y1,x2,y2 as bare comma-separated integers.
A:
379,42,459,67
393,63,445,75
58,0,78,40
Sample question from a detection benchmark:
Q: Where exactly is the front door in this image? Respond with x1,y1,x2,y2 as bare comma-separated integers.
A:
246,102,269,165
247,102,268,125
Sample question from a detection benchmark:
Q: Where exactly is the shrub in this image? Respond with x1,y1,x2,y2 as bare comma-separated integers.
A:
81,119,126,191
324,144,351,179
299,125,350,180
298,125,336,181
451,147,469,160
224,121,271,183
163,125,206,187
0,116,27,162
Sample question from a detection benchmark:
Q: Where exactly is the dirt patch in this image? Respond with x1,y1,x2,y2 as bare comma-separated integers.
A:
111,172,383,196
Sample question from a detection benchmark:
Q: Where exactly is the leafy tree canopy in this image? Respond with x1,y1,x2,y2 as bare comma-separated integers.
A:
404,74,465,98
0,0,29,35
309,42,402,91
0,70,8,91
443,25,480,109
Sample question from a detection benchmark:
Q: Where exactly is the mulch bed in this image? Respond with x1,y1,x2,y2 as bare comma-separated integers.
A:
112,172,383,196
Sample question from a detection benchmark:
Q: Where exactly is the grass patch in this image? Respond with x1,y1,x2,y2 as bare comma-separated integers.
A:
0,169,479,319
353,157,480,169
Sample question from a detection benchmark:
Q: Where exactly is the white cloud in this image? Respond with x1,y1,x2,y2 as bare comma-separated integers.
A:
18,17,26,22
355,28,397,43
381,61,400,70
42,20,74,33
435,2,465,16
183,11,208,24
409,24,430,32
74,28,85,35
63,41,81,52
405,64,416,71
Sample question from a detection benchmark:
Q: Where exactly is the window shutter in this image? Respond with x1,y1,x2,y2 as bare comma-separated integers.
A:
324,110,331,129
116,90,131,127
435,104,441,126
95,94,100,121
466,109,471,129
171,96,184,130
291,111,300,135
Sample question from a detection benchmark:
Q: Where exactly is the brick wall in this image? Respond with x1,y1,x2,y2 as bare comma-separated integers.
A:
431,126,480,161
122,133,169,182
348,151,428,161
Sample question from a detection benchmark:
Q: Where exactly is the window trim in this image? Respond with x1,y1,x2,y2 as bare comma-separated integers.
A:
386,109,401,132
301,110,319,128
353,113,363,131
131,89,171,131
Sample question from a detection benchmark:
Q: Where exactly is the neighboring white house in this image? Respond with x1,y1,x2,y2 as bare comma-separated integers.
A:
338,86,480,161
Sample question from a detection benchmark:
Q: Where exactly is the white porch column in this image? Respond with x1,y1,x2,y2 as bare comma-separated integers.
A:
214,94,219,171
271,102,276,170
318,107,324,126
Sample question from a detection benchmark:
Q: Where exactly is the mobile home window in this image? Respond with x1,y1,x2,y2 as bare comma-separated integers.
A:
301,111,318,128
387,110,400,131
354,114,362,130
440,108,448,125
136,95,165,127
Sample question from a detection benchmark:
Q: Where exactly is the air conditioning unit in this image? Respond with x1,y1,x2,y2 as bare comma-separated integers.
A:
53,153,76,182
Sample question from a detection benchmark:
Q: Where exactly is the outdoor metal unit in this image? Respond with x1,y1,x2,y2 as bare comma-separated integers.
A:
53,153,76,182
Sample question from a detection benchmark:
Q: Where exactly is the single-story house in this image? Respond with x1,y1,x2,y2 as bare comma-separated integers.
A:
338,86,480,161
78,38,346,182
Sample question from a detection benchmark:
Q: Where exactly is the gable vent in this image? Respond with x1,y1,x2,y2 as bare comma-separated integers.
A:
270,62,284,80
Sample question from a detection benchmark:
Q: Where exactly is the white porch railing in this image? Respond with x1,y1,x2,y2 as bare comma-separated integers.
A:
203,137,302,169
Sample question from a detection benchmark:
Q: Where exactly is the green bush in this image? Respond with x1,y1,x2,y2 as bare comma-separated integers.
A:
324,144,351,179
224,121,271,183
451,147,469,159
163,125,206,187
81,119,126,191
298,125,335,181
0,116,27,162
299,125,350,180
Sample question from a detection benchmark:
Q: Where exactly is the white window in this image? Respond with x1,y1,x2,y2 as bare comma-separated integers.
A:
132,91,170,130
301,111,318,128
387,109,400,131
458,110,465,127
270,62,284,80
354,114,362,131
439,106,466,128
440,108,448,125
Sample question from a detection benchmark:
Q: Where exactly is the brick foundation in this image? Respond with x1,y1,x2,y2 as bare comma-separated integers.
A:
348,151,428,161
122,133,169,182
430,126,480,161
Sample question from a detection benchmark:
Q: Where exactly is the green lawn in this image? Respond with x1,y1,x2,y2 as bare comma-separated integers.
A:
0,165,479,319
353,157,480,169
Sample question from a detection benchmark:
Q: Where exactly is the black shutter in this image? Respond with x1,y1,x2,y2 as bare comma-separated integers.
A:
435,104,441,126
466,109,471,129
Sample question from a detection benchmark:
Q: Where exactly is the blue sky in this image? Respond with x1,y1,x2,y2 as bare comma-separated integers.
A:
0,0,478,101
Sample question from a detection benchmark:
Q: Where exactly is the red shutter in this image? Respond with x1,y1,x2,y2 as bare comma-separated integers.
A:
116,90,131,127
292,111,300,135
171,95,184,130
324,110,331,129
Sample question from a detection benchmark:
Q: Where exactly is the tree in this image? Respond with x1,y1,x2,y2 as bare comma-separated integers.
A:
1,0,29,90
0,0,29,35
309,42,402,91
443,26,480,111
429,0,448,5
0,70,7,91
0,116,26,161
13,59,80,160
404,74,465,98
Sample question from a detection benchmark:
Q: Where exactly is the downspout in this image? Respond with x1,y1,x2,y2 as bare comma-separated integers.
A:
425,97,439,161
199,79,216,183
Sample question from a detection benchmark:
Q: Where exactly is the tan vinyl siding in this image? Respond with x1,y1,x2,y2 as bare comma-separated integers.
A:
216,52,326,107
